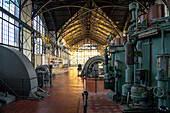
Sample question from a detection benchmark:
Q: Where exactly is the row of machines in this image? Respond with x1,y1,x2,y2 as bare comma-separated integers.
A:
104,2,170,112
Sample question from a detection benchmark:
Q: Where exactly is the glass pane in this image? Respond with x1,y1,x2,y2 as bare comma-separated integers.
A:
9,1,15,15
0,0,2,7
9,23,14,46
2,20,8,44
3,0,9,11
14,26,19,47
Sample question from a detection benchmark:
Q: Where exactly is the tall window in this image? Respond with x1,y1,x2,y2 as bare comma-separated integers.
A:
0,0,19,47
35,37,42,54
33,15,46,54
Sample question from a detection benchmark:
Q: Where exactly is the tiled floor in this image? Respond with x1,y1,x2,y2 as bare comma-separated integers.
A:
85,92,122,113
1,67,123,113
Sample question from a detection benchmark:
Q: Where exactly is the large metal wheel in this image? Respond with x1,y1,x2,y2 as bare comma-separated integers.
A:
80,56,104,77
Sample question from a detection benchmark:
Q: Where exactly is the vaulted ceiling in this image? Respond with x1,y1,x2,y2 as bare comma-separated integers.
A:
32,0,156,47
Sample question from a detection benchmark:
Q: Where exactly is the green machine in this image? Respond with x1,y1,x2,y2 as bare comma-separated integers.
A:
104,2,170,112
124,2,170,110
104,36,126,101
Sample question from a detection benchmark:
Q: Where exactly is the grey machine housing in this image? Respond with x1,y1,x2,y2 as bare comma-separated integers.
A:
0,45,38,98
81,56,104,77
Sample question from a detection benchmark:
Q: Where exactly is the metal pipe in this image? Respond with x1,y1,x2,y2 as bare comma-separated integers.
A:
48,65,54,87
125,65,133,83
127,23,136,40
122,2,138,102
114,51,118,95
161,29,165,54
135,5,138,32
84,77,86,91
115,77,118,95
105,45,109,73
131,27,160,37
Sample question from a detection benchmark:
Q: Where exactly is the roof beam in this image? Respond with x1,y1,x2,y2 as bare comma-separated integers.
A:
90,27,108,36
63,28,87,39
32,0,52,20
68,34,106,46
72,32,106,43
90,30,105,38
66,31,106,44
39,5,126,39
62,20,114,36
66,33,87,43
63,23,112,38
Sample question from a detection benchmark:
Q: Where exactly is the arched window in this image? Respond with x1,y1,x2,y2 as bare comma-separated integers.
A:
0,0,19,47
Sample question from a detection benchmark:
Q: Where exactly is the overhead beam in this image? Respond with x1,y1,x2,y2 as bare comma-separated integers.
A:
90,36,106,44
67,34,106,44
62,21,110,38
66,33,87,43
68,34,106,46
45,6,57,41
90,27,108,36
21,0,29,9
68,37,86,45
90,30,105,38
65,31,88,42
62,20,114,36
66,32,106,44
62,26,82,38
63,23,112,38
32,0,52,20
63,24,83,35
39,5,127,39
62,15,115,35
63,28,87,39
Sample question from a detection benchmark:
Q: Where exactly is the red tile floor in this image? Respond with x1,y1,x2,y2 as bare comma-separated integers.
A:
1,67,123,113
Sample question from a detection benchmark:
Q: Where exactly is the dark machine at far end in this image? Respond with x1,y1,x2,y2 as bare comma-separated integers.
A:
80,56,104,77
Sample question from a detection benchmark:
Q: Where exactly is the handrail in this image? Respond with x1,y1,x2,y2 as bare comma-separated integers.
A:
82,76,88,113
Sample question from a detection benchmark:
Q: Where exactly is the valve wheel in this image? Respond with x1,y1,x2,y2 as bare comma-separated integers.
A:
153,87,164,97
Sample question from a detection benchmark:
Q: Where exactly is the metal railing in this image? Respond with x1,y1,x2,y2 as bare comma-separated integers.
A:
82,76,88,113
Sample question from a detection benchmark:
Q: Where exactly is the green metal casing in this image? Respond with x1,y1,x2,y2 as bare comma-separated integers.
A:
137,27,170,108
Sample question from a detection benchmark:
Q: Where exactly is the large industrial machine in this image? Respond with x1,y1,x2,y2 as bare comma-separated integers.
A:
36,65,50,88
104,2,170,112
81,56,104,77
0,45,49,105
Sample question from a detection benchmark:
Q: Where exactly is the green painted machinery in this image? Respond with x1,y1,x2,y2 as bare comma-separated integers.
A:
125,2,170,110
104,2,170,112
104,36,126,101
